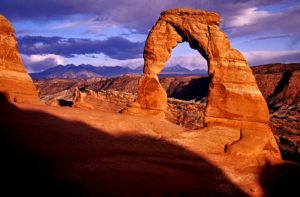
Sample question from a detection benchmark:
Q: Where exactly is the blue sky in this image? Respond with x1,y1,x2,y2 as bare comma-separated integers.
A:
0,0,299,73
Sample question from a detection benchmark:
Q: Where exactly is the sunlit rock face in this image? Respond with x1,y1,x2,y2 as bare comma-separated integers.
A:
137,8,280,157
0,15,41,104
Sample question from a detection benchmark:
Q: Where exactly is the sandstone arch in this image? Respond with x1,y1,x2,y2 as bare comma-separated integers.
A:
137,8,279,156
138,8,269,123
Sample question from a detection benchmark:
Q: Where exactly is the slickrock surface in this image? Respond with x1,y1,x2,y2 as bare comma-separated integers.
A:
135,8,279,157
1,101,299,196
0,15,40,104
34,63,300,162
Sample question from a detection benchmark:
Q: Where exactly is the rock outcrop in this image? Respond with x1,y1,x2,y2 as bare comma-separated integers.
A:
136,8,279,157
0,15,40,104
72,88,95,110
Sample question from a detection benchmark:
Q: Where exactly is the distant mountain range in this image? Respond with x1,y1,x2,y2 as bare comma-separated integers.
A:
30,64,207,79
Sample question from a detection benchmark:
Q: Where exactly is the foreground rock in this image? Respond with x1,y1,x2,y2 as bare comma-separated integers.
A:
0,15,40,104
2,100,300,196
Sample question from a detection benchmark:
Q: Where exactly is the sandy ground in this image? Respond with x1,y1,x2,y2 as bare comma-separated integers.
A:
1,101,299,196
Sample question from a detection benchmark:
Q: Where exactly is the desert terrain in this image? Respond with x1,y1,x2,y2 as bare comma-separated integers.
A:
34,63,300,163
2,97,300,196
1,7,300,197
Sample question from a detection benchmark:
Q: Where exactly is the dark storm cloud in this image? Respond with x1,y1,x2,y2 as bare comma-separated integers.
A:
0,0,292,33
19,36,62,45
18,36,144,60
2,0,299,65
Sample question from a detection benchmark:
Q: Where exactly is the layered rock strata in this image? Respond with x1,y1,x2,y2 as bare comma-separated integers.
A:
0,15,40,104
136,8,279,157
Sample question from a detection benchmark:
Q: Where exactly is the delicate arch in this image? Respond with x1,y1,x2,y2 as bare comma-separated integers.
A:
137,8,270,125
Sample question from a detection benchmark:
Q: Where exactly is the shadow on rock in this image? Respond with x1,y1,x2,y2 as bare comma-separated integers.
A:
260,161,300,197
0,96,246,196
58,99,73,107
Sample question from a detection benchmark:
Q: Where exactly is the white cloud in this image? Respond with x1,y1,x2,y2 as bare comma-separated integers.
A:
166,53,207,70
21,54,65,73
23,54,65,64
95,53,208,70
62,53,144,68
225,5,300,38
227,7,271,27
242,50,300,66
94,54,208,71
97,58,144,68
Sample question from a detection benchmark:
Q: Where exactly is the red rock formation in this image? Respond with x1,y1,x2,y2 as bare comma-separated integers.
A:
136,8,279,157
34,64,299,162
72,88,95,110
0,15,41,104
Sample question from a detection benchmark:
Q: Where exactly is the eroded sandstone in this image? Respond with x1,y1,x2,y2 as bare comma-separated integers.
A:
0,15,41,104
136,8,280,157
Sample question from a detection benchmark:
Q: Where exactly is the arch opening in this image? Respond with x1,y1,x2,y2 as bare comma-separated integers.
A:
161,42,208,76
158,42,210,129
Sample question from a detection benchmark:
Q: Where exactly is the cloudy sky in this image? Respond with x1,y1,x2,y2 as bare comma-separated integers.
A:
0,0,299,73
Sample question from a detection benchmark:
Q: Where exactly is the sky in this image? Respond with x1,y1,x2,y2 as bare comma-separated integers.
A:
0,0,299,73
